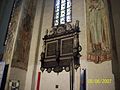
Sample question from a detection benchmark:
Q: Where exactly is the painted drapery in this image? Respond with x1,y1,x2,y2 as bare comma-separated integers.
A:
86,0,111,63
11,0,37,70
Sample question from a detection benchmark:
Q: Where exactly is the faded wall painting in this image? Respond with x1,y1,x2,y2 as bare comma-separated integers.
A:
3,0,23,63
86,0,111,63
11,0,38,70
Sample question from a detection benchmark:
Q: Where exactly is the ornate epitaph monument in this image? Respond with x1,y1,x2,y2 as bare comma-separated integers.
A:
40,20,82,90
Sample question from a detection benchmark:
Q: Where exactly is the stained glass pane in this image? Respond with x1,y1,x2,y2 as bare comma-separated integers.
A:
67,1,71,8
55,8,59,12
61,0,66,3
54,19,59,26
61,3,65,10
67,8,71,15
60,17,65,24
55,5,60,9
56,0,60,6
66,15,71,22
55,12,59,19
60,10,65,17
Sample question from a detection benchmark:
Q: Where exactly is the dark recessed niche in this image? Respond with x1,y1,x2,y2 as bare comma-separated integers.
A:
55,85,59,88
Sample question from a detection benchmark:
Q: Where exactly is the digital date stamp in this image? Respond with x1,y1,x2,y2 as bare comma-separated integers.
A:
88,78,112,84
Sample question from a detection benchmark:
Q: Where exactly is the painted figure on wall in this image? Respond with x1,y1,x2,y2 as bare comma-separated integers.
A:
3,0,23,63
86,0,111,63
11,0,38,70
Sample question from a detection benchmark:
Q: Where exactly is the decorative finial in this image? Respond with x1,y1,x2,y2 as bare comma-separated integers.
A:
75,20,79,27
65,23,72,30
72,24,75,29
45,29,48,36
75,20,80,31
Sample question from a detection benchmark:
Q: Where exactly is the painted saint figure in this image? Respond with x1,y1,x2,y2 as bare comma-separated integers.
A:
87,0,111,63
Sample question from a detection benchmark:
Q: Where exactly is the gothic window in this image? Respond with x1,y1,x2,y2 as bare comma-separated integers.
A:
53,0,72,26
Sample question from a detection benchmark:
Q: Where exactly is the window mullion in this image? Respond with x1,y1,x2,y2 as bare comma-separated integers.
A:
59,0,61,25
65,0,67,23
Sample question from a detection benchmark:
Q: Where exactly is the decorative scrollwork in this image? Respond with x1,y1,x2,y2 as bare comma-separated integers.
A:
57,26,65,34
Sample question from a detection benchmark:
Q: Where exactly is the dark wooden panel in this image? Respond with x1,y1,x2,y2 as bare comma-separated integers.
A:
61,38,73,55
46,42,57,57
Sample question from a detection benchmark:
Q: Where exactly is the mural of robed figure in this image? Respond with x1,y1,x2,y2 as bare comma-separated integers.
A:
86,0,111,63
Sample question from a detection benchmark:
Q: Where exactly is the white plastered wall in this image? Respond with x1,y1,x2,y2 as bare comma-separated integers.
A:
24,0,44,90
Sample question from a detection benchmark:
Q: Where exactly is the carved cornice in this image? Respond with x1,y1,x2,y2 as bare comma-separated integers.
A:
44,21,80,40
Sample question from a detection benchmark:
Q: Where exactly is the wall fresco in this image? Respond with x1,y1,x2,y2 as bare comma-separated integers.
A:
11,0,38,70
